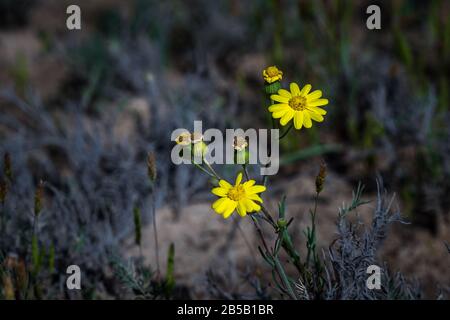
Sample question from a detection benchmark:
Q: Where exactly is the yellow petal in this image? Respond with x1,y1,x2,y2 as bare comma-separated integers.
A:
290,82,301,96
272,110,288,119
280,109,294,126
269,104,289,112
300,84,312,96
243,199,257,212
214,198,231,214
308,98,328,107
247,193,263,202
294,111,303,130
278,89,292,98
223,201,237,218
243,180,256,188
270,94,290,103
308,106,327,115
212,197,226,210
212,187,228,197
237,200,247,217
219,179,232,189
308,111,324,122
303,111,312,128
307,90,322,101
235,172,243,186
245,199,261,212
247,185,266,194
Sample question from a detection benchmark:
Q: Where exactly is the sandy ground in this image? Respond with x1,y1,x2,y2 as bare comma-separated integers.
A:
124,167,449,298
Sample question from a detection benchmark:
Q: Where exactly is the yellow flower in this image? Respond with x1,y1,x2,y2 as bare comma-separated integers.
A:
263,66,283,83
269,82,328,130
175,132,191,145
211,173,266,219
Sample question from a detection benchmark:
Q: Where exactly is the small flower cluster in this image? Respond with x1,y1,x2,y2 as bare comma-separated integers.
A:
175,66,330,219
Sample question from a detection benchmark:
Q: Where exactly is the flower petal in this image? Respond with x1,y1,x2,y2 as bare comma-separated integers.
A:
308,111,324,122
247,185,266,194
235,172,243,186
308,106,327,115
243,199,260,212
307,90,322,101
308,98,328,107
280,109,294,126
223,201,237,218
212,187,228,197
269,104,289,112
303,111,312,128
278,89,292,98
219,179,232,189
300,84,312,96
243,180,256,188
247,193,263,202
270,94,290,103
272,110,288,119
237,200,247,217
214,198,231,214
290,82,301,96
212,197,227,210
294,111,303,130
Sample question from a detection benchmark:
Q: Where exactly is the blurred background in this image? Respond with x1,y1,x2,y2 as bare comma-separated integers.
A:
0,0,449,299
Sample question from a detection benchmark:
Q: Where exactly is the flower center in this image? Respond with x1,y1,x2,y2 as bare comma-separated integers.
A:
267,66,279,77
289,96,307,111
228,185,246,201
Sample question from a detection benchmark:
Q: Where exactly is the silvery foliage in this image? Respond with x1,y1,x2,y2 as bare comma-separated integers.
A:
323,180,424,299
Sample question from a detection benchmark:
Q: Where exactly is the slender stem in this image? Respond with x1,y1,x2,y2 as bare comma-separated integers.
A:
151,193,160,276
204,160,222,180
250,216,271,257
273,255,298,300
193,163,216,178
279,122,293,140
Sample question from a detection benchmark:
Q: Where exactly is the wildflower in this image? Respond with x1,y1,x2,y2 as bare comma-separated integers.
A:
269,82,328,130
211,172,266,219
233,136,248,151
263,66,283,94
233,136,249,164
263,66,283,84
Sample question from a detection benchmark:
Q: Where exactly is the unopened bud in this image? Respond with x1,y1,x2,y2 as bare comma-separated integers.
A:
192,141,208,160
277,218,288,228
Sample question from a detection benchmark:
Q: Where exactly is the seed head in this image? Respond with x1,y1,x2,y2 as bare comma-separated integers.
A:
315,161,327,194
147,152,157,182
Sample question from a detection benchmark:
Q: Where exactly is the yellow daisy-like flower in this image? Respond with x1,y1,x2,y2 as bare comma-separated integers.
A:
211,173,266,219
269,82,328,130
263,66,283,83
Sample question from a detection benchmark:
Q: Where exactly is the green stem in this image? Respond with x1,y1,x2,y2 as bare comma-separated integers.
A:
279,122,293,140
204,160,222,180
273,256,297,300
193,163,216,179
